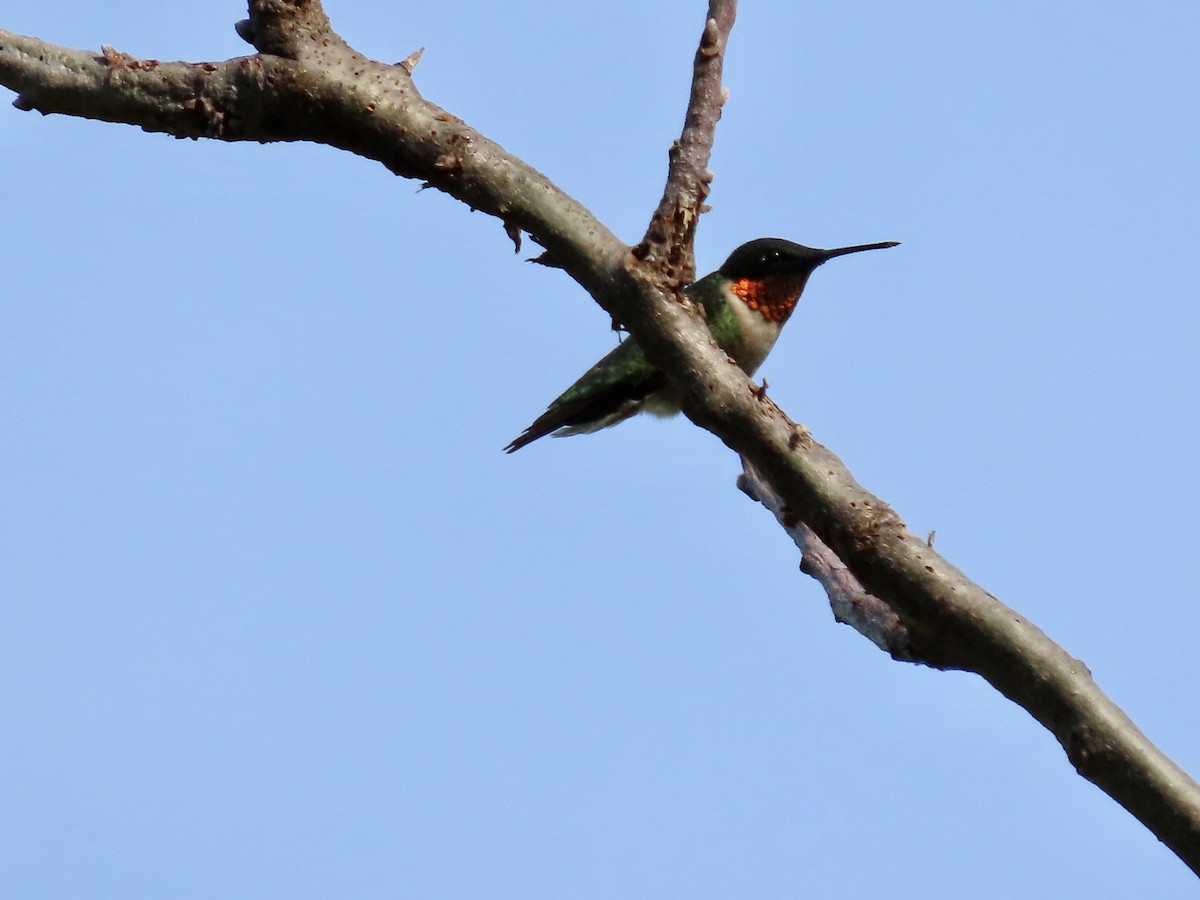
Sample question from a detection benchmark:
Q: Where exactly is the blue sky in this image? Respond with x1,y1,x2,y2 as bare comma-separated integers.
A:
3,2,1199,897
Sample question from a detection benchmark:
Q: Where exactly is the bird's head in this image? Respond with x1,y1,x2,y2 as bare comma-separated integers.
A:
716,237,899,323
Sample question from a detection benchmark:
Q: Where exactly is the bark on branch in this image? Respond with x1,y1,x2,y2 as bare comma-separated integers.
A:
2,0,1198,875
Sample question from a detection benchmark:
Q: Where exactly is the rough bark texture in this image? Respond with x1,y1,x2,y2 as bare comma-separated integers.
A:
2,1,1198,875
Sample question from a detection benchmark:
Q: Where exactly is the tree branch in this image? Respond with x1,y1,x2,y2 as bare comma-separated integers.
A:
635,0,736,287
0,17,628,304
739,463,914,660
3,1,1199,875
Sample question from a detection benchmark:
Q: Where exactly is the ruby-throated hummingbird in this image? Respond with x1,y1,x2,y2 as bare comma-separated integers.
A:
505,237,898,452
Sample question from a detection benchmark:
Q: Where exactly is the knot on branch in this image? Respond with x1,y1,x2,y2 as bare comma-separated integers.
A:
243,0,334,58
700,17,723,57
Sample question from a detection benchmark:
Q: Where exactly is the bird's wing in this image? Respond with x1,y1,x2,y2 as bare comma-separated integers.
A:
504,339,666,453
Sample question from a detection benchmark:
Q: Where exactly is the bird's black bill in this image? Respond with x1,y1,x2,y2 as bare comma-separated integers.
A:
820,241,902,262
820,241,900,261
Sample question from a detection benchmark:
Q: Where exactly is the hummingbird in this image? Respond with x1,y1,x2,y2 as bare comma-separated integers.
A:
504,237,898,453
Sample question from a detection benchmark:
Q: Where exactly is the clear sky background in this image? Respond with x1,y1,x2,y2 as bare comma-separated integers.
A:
3,2,1199,897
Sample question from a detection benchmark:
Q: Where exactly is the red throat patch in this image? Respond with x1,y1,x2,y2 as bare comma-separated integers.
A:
730,274,808,323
